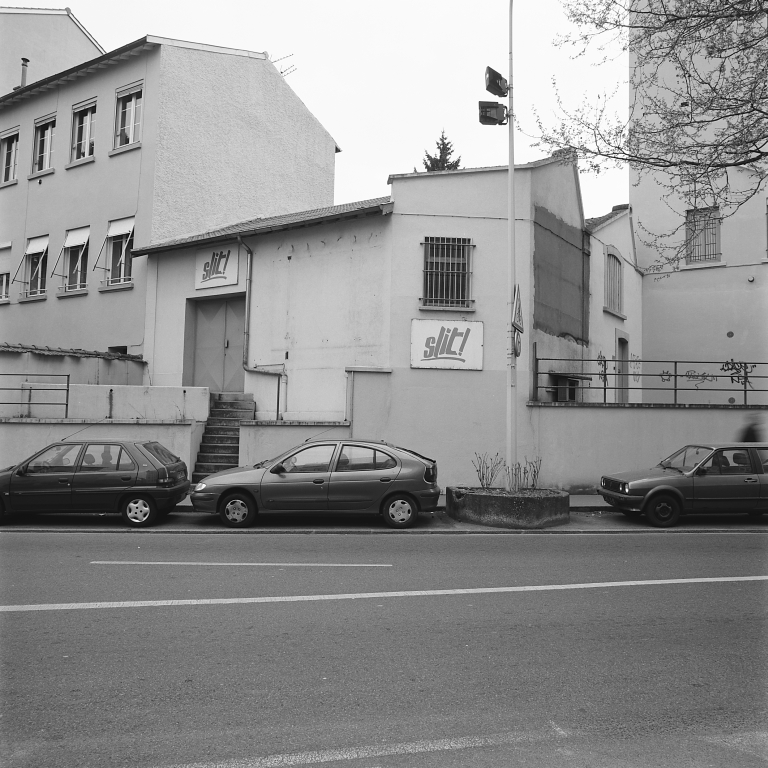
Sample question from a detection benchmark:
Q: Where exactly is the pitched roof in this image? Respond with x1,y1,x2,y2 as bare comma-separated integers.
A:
133,197,394,255
585,204,630,234
0,342,144,362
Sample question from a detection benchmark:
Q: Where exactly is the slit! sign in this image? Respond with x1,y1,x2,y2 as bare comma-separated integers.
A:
195,243,239,289
411,320,483,370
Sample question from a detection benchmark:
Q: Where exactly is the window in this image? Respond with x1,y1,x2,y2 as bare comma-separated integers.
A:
79,444,135,472
421,237,474,308
21,236,48,297
2,132,18,182
32,117,56,173
336,446,397,472
94,217,135,286
699,449,755,475
114,86,142,148
605,251,623,314
0,272,9,299
51,226,90,291
281,445,336,473
71,103,96,161
27,444,81,473
685,207,721,263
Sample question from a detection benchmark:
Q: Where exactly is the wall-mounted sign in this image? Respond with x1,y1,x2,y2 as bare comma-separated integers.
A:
411,319,483,370
195,243,239,290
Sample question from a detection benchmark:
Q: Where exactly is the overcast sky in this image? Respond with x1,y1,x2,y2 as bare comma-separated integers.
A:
30,0,628,218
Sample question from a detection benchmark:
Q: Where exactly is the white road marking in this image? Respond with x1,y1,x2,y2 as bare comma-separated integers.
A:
163,727,570,767
1,575,765,613
90,561,392,567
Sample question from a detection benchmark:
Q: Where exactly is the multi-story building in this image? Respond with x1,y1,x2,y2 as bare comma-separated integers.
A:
0,6,104,95
0,34,338,356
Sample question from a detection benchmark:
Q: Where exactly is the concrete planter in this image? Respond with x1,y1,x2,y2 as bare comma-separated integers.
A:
445,487,570,529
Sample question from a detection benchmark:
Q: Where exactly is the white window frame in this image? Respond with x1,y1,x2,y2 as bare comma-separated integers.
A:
32,115,56,173
1,130,19,183
71,101,96,162
51,227,90,291
114,84,142,149
14,236,49,297
685,207,721,264
605,249,623,315
421,236,475,309
0,272,9,299
93,217,135,286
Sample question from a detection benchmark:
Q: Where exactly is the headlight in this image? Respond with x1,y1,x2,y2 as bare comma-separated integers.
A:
601,478,606,488
194,482,207,491
620,483,629,494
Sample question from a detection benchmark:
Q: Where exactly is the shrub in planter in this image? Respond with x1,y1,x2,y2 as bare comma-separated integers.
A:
445,454,569,529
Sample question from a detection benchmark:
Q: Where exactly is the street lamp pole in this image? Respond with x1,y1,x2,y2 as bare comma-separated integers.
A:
506,0,517,473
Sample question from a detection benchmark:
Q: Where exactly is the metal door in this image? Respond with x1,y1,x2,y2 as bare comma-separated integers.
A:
193,298,245,392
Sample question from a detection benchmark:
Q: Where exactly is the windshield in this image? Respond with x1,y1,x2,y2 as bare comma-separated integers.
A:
659,445,712,472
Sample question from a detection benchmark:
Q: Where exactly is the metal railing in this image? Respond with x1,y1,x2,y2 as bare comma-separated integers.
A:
0,373,70,417
533,350,767,406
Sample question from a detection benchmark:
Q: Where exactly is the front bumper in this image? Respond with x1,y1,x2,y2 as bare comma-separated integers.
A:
598,489,645,510
190,490,221,514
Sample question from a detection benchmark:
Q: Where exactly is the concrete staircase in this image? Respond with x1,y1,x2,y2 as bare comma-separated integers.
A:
192,393,255,484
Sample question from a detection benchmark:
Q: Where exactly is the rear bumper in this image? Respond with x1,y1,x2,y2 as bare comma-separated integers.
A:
153,481,191,509
418,486,441,512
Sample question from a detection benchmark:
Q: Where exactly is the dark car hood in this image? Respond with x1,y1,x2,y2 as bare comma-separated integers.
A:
605,466,687,483
199,466,267,484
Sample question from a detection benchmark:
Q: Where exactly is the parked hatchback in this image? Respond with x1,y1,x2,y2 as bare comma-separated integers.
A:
191,439,440,528
599,443,768,527
0,440,190,527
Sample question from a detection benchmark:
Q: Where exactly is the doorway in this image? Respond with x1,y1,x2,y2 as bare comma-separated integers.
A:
192,297,245,392
616,336,629,404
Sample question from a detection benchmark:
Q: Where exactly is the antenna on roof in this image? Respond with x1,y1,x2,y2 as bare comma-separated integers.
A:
271,53,297,77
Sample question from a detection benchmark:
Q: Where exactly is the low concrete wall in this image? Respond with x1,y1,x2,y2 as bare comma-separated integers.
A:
445,487,569,529
2,385,209,421
0,419,205,472
239,421,351,466
529,403,768,493
0,351,145,385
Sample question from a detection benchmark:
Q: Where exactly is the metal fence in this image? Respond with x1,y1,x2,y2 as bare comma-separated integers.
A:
0,373,70,417
533,351,768,406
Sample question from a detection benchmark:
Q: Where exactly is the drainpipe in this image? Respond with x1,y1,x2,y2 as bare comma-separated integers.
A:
237,235,287,421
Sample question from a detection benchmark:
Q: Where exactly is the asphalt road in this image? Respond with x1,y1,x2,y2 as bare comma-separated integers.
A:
1,531,767,768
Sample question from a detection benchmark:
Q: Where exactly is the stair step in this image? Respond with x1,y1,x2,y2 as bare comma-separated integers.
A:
191,472,210,484
195,461,240,474
212,392,254,402
201,434,240,446
199,443,239,455
197,452,240,464
203,425,240,436
207,417,245,426
211,400,254,412
209,410,253,420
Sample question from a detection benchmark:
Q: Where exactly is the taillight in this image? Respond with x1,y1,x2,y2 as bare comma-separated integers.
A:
157,466,172,486
424,464,437,483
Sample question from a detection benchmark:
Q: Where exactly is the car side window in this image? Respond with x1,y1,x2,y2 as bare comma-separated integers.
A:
337,446,376,471
757,448,768,471
80,444,124,472
117,449,137,471
27,444,81,473
376,451,397,470
700,449,754,476
282,445,336,474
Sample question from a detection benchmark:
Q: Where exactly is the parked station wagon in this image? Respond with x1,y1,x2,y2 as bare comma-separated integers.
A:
191,438,440,528
0,440,190,527
599,443,768,527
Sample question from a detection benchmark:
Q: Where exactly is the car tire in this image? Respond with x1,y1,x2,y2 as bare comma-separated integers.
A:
382,494,418,529
644,494,681,528
121,495,159,528
219,493,256,528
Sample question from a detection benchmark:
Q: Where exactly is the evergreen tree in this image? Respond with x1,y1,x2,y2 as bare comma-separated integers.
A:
421,130,461,172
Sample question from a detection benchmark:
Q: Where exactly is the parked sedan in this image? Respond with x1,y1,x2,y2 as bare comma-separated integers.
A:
191,439,440,528
0,439,190,527
599,443,768,527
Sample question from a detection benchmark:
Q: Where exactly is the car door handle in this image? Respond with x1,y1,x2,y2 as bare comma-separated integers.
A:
120,476,132,481
744,477,758,483
312,479,325,484
380,477,392,482
58,479,70,485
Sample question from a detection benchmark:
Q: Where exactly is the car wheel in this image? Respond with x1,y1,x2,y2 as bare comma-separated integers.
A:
382,494,418,529
219,493,256,528
644,494,681,528
121,495,158,527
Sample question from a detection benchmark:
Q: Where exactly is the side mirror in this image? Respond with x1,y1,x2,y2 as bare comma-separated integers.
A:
16,465,27,476
696,468,707,476
270,464,285,475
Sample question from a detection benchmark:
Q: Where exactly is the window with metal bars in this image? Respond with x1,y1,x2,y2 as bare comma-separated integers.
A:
421,237,474,308
685,207,721,263
605,251,622,314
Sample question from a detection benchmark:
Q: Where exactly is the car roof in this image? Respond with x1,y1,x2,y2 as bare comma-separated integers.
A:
688,443,768,449
302,437,395,447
